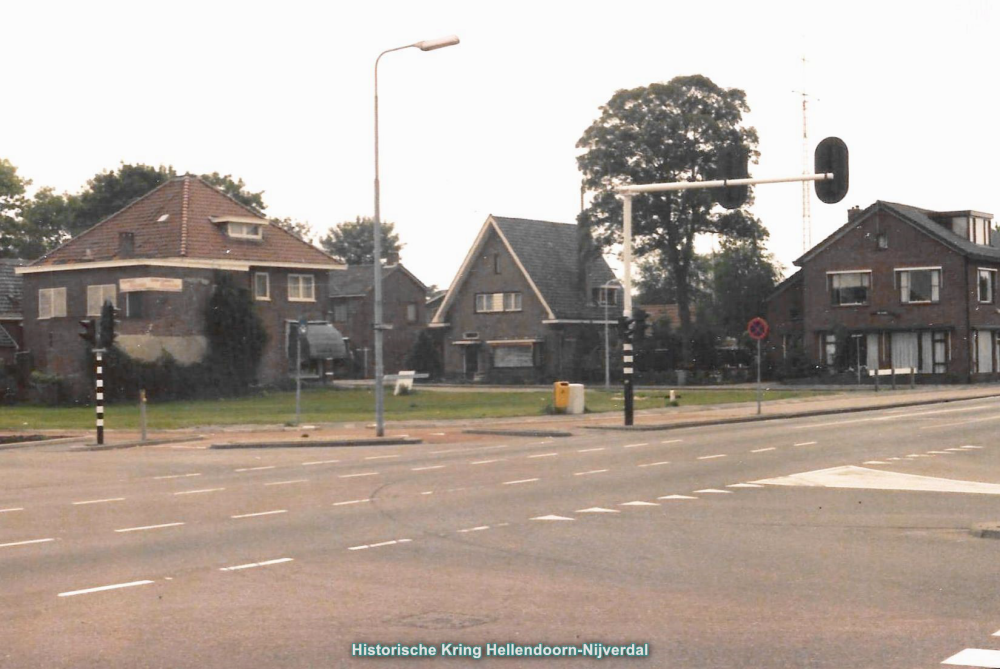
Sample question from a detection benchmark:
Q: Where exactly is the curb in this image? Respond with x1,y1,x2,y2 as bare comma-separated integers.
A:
210,437,423,449
0,436,85,451
971,523,1000,540
76,436,208,452
583,392,1000,432
462,429,574,438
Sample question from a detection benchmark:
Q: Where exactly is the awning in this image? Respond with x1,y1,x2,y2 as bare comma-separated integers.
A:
301,323,347,360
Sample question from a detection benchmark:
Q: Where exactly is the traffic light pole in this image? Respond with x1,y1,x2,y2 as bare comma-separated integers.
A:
95,349,105,446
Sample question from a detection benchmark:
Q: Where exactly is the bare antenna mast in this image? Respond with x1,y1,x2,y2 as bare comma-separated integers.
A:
792,56,817,252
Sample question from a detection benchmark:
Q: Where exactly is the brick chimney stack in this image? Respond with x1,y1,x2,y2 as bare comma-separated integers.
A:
847,206,863,222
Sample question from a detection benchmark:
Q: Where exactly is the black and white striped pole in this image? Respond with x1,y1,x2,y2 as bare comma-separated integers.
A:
622,194,635,426
95,349,105,446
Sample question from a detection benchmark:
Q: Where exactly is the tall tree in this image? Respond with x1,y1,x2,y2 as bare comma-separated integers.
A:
698,235,782,336
0,159,30,258
635,251,711,306
16,188,73,259
319,216,402,265
72,164,176,236
577,75,760,360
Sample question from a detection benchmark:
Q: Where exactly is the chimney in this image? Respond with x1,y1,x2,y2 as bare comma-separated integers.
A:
385,250,400,266
847,206,863,222
118,232,135,258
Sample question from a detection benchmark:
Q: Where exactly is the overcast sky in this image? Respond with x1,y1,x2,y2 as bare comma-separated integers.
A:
4,0,997,290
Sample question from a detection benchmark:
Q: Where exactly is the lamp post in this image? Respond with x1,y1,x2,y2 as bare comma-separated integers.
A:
373,34,459,437
601,279,622,390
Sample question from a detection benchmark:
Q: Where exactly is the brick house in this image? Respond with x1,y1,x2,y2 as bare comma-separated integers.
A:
766,201,1000,382
328,262,429,377
0,259,25,366
16,176,343,395
430,215,620,382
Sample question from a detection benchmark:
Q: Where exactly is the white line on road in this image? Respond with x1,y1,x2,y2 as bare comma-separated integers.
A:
531,514,574,521
264,480,308,486
574,469,608,476
0,507,23,513
942,648,1000,667
153,473,201,480
302,459,339,466
961,445,984,449
576,507,620,513
578,448,605,453
348,538,412,551
412,465,445,471
339,472,378,478
800,403,1000,430
114,522,185,533
235,466,275,472
621,501,659,506
623,443,649,449
470,459,502,465
173,488,225,495
231,510,288,519
751,447,776,453
638,461,670,468
727,483,763,488
503,478,540,485
58,580,154,597
457,526,490,533
927,451,953,455
432,432,446,436
993,630,1000,637
698,454,727,460
661,439,683,444
220,558,294,571
0,538,56,548
693,489,732,494
659,495,697,500
863,461,889,465
421,491,433,495
365,455,398,460
332,499,370,506
528,453,557,459
794,441,817,447
72,498,125,505
921,415,1000,430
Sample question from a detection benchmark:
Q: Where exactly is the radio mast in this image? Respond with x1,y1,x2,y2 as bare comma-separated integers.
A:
793,56,815,252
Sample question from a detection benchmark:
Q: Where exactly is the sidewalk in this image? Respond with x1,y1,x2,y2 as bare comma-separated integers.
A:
34,384,1000,450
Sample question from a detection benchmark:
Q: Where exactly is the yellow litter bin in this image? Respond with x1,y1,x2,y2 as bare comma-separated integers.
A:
553,381,570,412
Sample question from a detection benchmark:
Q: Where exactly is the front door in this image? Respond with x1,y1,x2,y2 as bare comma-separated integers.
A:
464,345,479,380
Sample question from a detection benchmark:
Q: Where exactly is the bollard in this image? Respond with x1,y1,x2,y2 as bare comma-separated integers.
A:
139,389,147,443
891,368,896,390
669,389,676,403
874,369,879,392
910,368,915,389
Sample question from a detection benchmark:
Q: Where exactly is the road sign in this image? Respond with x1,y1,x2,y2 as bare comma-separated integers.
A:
747,317,769,340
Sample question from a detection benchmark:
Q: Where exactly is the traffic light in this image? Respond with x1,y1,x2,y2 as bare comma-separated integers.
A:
79,318,98,347
714,143,749,210
814,136,849,204
617,316,629,340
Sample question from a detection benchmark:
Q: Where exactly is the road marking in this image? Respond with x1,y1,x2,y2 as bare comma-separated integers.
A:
72,498,125,505
432,432,446,436
638,461,670,468
302,459,339,466
412,465,445,471
220,557,294,571
576,507,620,513
421,491,434,495
927,451,953,455
340,472,378,478
332,498,370,506
235,466,275,472
800,403,1000,429
115,522,185,533
961,445,984,449
726,483,762,488
755,465,1000,495
503,478,540,485
693,489,732,494
528,453,557,459
348,538,412,551
698,454,727,460
0,538,56,548
658,495,697,500
794,441,818,447
751,447,776,453
574,469,608,476
457,526,490,533
992,630,1000,637
942,648,1000,666
863,461,889,465
470,459,502,465
153,473,201,479
944,448,966,452
623,443,649,449
0,507,24,513
531,514,574,521
58,580,154,597
661,439,683,444
578,447,605,453
264,479,308,486
921,414,1000,430
621,501,659,506
231,510,288,519
173,488,225,495
365,455,398,460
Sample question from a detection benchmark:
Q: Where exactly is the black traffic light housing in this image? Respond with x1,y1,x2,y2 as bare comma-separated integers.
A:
79,318,98,347
617,316,629,340
714,143,750,210
814,136,849,204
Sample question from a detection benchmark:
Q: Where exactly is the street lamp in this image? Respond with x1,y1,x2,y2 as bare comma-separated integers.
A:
372,35,459,437
601,279,622,390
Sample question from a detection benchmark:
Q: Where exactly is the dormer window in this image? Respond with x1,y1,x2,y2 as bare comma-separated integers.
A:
228,222,263,239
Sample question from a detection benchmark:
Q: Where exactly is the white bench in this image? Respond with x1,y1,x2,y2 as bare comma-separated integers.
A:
387,370,430,395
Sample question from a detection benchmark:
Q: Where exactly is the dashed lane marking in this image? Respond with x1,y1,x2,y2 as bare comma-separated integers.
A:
365,455,398,460
661,439,683,444
623,443,649,449
302,459,339,466
264,480,308,486
863,461,890,465
348,539,412,551
921,414,1000,430
72,498,125,505
503,478,540,485
578,448,605,453
332,499,370,506
576,507,620,513
621,501,659,506
751,447,776,453
153,473,201,480
115,522,185,533
432,432,446,436
574,469,608,476
927,451,953,455
235,466,275,472
658,495,697,500
0,507,24,513
693,489,732,494
698,454,727,460
941,648,1000,667
528,453,557,459
726,483,762,488
531,514,574,521
340,472,378,478
412,465,445,471
231,510,288,519
794,441,818,447
173,488,225,495
470,459,502,465
0,538,56,548
638,461,670,468
457,526,490,533
58,580,154,597
962,445,984,450
220,558,294,571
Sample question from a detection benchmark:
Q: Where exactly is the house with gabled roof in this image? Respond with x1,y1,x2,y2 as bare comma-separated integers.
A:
765,200,1000,381
430,215,621,382
328,261,430,376
16,175,344,395
0,259,26,366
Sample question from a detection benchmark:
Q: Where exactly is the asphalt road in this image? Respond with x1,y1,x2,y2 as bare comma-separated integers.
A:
3,397,1000,668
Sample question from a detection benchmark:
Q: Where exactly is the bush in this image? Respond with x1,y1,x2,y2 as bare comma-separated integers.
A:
29,370,68,405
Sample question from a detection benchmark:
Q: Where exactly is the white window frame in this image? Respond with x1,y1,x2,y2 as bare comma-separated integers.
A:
826,270,871,306
475,292,522,313
896,267,941,304
406,303,418,323
288,274,315,302
254,272,270,301
978,268,996,304
227,222,263,239
38,287,67,320
87,284,117,316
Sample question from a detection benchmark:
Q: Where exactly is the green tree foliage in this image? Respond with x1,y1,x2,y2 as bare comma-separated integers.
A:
319,216,402,265
636,252,711,305
577,75,760,358
403,330,443,379
17,188,73,259
0,159,30,258
72,164,176,236
203,272,268,394
99,301,117,350
271,216,314,243
201,172,267,212
697,236,782,337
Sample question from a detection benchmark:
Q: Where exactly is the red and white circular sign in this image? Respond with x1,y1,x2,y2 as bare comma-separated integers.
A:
747,317,769,340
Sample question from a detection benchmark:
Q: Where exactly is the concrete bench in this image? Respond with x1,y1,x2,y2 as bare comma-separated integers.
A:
387,371,429,395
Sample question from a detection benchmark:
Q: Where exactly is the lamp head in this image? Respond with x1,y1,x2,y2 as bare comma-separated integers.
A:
415,35,460,51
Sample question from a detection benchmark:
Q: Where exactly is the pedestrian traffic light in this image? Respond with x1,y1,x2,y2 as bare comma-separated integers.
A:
814,136,849,204
714,143,749,210
79,318,98,347
617,316,629,340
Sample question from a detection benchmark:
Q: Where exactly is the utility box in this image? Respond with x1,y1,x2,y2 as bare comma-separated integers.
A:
553,381,570,412
567,383,585,415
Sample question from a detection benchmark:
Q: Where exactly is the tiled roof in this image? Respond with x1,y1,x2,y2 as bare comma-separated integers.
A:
328,264,427,297
0,324,16,348
492,217,618,320
30,176,339,268
0,259,25,317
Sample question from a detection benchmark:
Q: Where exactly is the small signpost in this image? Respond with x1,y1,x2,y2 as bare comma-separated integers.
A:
747,317,769,415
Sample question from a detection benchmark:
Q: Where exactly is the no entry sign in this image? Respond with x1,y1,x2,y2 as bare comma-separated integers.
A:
747,317,769,340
